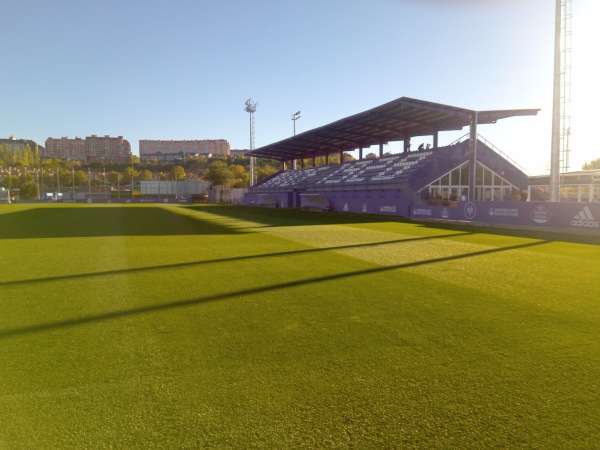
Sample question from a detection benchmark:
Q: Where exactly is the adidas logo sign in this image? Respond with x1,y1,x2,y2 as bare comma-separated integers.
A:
571,206,599,228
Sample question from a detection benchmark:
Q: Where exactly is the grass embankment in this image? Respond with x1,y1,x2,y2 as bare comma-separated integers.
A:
1,204,599,448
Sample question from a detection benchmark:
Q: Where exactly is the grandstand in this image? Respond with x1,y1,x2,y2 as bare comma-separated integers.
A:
247,138,527,215
245,97,600,233
245,97,535,212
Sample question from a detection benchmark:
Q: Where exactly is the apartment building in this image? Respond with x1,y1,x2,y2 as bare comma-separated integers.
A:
44,135,131,162
139,139,230,162
43,137,86,160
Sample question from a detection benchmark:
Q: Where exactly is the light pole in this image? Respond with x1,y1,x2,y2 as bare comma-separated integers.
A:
131,164,134,200
292,111,301,136
244,99,258,185
291,111,301,169
36,169,40,201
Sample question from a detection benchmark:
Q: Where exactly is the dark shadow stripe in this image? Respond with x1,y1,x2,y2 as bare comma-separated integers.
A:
0,240,548,339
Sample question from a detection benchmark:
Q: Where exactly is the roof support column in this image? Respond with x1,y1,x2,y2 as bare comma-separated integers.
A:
292,159,297,170
379,142,383,158
468,112,478,202
300,158,305,169
312,155,316,167
339,150,344,164
403,138,410,153
433,132,439,149
281,161,285,171
325,153,329,165
359,146,363,160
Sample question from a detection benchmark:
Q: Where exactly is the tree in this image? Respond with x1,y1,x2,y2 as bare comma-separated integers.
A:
139,169,153,181
203,161,233,186
20,181,39,199
107,171,122,186
256,165,278,182
0,174,18,189
18,173,33,186
343,152,355,162
170,165,186,181
74,170,88,186
59,169,73,187
583,158,600,170
229,164,249,187
123,166,139,184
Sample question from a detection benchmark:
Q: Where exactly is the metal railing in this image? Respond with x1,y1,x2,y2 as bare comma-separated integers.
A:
450,133,530,175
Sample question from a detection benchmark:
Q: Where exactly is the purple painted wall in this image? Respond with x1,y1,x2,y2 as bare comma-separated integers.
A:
245,189,413,216
315,189,412,216
245,187,600,234
410,201,600,232
245,192,291,208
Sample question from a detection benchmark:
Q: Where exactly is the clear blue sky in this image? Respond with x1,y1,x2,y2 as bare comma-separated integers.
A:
1,0,598,174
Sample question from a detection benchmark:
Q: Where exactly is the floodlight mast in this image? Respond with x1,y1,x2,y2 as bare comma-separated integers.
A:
244,99,258,186
560,0,572,174
550,0,572,201
291,111,301,170
292,111,301,136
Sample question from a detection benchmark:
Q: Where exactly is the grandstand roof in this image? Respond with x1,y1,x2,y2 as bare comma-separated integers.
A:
247,97,539,162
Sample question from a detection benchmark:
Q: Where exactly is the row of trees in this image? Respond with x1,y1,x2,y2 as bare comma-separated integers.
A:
583,158,600,170
0,159,282,199
0,144,39,167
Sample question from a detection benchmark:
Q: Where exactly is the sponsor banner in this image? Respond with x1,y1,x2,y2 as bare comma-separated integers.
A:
87,197,193,204
410,201,600,231
246,189,411,216
323,189,411,216
246,190,598,233
412,207,433,217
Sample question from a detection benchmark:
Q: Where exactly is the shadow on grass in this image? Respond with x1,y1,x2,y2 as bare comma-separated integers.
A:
187,205,600,246
1,231,472,288
184,205,403,228
413,220,600,246
0,206,245,239
0,239,548,339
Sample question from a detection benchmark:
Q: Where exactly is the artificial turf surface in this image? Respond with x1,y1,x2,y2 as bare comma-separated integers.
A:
1,203,599,448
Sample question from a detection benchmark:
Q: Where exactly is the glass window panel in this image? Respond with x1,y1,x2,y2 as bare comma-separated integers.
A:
475,164,483,185
494,188,502,201
461,164,469,185
475,187,482,201
451,167,460,185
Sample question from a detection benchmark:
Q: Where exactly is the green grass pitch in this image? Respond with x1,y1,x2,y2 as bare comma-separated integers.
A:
1,203,599,448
